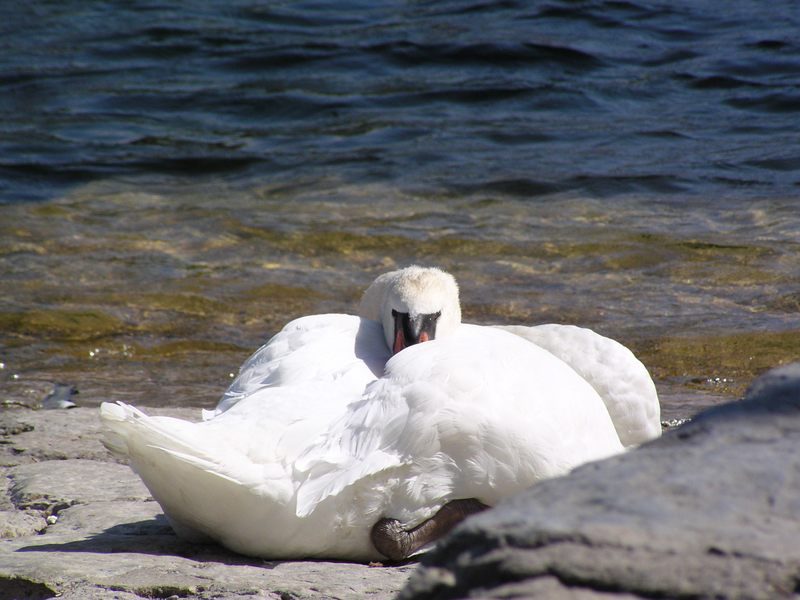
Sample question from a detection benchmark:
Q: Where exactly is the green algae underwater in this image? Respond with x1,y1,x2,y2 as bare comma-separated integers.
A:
2,181,799,423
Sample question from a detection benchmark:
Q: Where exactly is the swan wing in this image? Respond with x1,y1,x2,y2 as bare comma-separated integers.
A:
294,325,623,519
292,378,410,517
212,314,389,417
498,324,661,447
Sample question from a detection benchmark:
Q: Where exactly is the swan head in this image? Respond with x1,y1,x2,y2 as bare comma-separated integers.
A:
359,265,461,354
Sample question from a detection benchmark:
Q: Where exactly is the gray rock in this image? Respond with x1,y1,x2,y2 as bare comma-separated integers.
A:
0,509,48,538
400,362,800,600
9,460,152,512
0,407,413,600
0,405,198,466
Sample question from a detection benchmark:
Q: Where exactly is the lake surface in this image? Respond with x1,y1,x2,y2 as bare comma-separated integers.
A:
2,1,799,421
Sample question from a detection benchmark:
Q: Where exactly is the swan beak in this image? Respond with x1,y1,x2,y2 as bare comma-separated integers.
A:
392,310,441,354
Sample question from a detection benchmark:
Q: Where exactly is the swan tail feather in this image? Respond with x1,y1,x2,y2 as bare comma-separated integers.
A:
100,401,217,465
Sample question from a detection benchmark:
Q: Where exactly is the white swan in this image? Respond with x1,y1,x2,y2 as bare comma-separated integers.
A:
100,266,659,561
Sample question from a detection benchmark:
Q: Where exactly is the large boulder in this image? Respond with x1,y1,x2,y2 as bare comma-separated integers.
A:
400,363,800,600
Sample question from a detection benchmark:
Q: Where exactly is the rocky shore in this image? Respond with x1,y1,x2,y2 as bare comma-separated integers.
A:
3,363,799,599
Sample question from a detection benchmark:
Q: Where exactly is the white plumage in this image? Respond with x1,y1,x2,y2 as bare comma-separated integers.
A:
100,265,659,561
498,324,661,447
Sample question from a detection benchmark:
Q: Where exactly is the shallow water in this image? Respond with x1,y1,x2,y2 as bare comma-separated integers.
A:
2,2,799,420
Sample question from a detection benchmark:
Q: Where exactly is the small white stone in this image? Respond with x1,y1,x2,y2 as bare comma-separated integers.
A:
47,515,58,525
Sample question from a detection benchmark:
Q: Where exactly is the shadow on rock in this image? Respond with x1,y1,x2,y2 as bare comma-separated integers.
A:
17,515,264,566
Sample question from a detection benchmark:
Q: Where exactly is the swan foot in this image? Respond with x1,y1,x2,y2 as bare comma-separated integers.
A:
371,498,489,561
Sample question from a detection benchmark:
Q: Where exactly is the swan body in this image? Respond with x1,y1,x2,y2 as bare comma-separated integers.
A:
100,265,658,561
101,325,621,560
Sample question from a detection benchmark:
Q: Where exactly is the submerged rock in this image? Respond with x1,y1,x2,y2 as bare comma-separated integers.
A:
400,362,800,600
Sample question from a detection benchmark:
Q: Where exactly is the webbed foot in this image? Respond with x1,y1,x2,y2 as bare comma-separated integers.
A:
371,498,489,561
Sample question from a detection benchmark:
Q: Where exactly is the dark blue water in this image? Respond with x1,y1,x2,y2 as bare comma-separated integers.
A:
2,1,800,418
2,0,799,203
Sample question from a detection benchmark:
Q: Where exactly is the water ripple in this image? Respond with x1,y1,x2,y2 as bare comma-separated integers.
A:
0,0,798,203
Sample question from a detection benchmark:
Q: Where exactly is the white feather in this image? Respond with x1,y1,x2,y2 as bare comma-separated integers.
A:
498,324,661,447
212,314,388,418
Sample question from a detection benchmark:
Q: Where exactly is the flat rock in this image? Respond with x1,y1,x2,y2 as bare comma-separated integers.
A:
0,405,198,466
400,362,800,600
0,510,48,538
9,460,152,511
